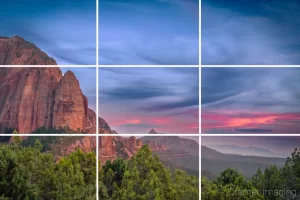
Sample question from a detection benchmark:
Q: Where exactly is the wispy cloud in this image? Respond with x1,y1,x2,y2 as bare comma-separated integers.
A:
99,67,199,134
202,0,300,64
99,0,198,65
202,67,300,133
0,0,96,65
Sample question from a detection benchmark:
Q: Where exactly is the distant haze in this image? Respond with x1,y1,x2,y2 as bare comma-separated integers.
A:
202,136,300,158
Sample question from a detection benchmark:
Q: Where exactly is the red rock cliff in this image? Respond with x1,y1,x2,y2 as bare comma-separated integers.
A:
0,36,100,133
0,67,96,133
98,136,144,164
52,71,88,131
0,36,56,65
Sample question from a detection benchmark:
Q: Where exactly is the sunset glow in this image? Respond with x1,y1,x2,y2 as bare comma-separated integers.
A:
202,68,300,134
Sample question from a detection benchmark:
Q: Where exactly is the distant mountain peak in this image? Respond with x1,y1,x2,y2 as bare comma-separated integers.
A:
149,129,158,134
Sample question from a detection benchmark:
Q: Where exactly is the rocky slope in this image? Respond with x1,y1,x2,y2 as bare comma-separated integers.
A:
0,36,56,65
0,67,96,133
99,136,144,164
50,136,97,159
98,135,199,173
141,134,199,156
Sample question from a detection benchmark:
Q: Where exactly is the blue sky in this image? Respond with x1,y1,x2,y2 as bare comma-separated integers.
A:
0,0,96,65
61,67,96,112
202,0,300,64
202,67,300,134
99,0,199,65
99,67,199,134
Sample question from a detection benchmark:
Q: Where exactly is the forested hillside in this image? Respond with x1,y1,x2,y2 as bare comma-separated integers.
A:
0,138,199,200
0,138,96,200
99,145,199,200
202,148,300,199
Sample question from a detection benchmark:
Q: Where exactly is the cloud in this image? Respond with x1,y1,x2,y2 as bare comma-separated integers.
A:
202,68,300,113
235,128,273,133
101,80,174,100
167,108,199,118
99,67,199,134
99,33,198,65
202,67,300,133
99,0,198,65
0,0,96,65
113,119,141,125
202,0,300,64
140,97,199,112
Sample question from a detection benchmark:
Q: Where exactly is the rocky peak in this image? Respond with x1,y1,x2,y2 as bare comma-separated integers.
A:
52,70,88,131
149,129,158,134
0,36,99,133
99,117,113,133
0,36,56,65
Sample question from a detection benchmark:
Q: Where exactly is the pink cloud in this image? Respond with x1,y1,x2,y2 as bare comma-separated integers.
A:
113,118,141,125
202,110,300,133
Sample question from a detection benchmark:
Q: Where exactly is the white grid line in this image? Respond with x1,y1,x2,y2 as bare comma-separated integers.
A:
199,0,202,197
96,0,99,198
7,0,300,199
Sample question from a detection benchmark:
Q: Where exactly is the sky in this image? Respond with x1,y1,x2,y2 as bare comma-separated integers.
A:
0,0,96,65
61,67,96,112
99,67,199,134
202,136,300,158
99,0,199,65
202,0,300,64
202,67,300,134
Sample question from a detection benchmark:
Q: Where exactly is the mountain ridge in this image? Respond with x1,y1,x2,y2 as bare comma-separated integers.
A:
202,146,285,179
0,36,56,65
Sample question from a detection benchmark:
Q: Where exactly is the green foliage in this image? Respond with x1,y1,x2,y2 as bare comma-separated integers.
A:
0,141,96,199
21,136,60,152
203,148,300,199
99,145,199,200
202,169,264,200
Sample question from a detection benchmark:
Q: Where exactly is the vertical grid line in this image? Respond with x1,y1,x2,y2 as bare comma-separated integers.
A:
199,0,202,199
199,65,202,200
96,0,99,199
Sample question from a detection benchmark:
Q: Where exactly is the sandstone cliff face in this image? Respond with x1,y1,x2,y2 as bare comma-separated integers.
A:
98,136,144,164
0,36,56,65
0,67,96,133
52,71,87,131
146,141,169,152
0,67,62,133
99,136,117,164
99,117,113,133
123,136,143,156
50,136,96,159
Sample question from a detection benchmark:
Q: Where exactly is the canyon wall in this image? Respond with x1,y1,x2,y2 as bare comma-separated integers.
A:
0,67,96,133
